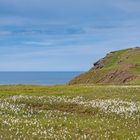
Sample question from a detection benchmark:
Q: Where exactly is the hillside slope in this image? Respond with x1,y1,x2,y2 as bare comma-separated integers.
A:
69,47,140,85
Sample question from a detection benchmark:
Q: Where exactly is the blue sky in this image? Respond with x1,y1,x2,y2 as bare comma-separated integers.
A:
0,0,140,71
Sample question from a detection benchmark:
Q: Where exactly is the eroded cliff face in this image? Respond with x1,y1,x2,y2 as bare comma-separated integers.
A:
69,47,140,85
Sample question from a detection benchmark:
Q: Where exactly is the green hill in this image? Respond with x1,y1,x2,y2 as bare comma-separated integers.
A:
69,47,140,85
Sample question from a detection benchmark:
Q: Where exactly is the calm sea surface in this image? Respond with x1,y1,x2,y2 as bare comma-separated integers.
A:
0,72,83,85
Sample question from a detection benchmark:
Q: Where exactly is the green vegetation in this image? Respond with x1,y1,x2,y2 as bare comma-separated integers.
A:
69,47,140,85
0,47,140,139
0,85,139,139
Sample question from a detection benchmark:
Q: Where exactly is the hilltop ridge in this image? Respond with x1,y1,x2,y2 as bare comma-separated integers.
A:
69,47,140,85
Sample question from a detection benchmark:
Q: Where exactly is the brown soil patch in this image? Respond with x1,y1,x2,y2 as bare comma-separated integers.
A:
99,70,137,84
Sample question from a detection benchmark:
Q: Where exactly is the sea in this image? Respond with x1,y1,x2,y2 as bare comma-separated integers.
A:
0,72,83,85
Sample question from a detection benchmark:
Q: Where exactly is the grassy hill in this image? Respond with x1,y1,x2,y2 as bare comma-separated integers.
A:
69,47,140,85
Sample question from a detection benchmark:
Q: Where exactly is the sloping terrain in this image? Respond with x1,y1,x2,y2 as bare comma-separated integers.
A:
69,47,140,85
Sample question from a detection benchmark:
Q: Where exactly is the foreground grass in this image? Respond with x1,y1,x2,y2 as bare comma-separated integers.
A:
0,85,140,139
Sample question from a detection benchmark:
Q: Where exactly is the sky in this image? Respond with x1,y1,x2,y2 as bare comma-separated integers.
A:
0,0,140,71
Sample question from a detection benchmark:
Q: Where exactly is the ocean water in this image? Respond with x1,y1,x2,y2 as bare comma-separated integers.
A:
0,72,83,85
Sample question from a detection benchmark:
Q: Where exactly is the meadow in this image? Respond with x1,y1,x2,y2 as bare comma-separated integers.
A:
0,85,139,140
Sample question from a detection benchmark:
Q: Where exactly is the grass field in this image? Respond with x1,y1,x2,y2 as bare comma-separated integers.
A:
0,85,140,139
